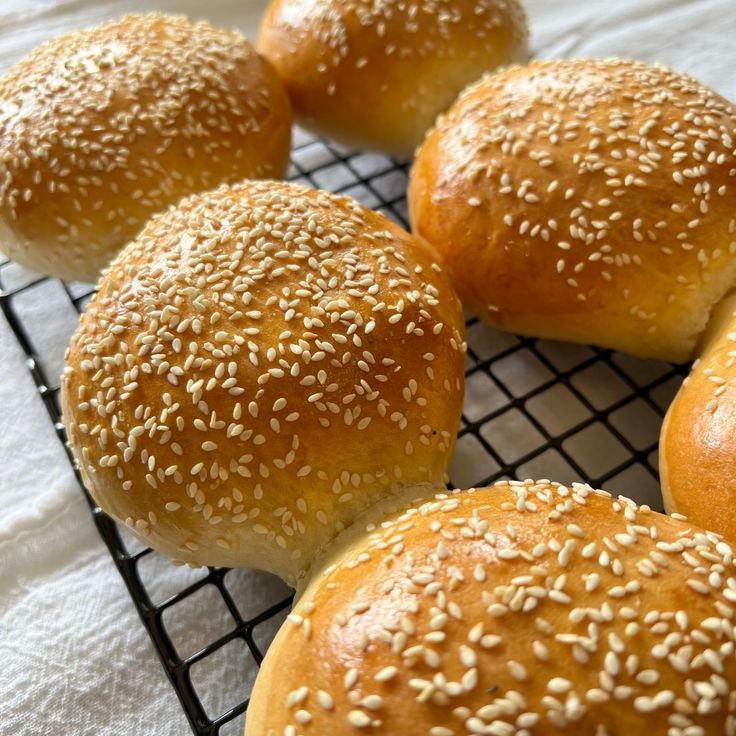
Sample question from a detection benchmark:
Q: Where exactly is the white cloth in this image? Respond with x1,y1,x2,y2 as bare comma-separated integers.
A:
0,309,191,735
1,0,735,734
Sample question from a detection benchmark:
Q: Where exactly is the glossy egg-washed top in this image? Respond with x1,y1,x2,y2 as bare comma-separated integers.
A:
409,58,736,361
248,480,736,735
61,181,466,584
0,13,291,281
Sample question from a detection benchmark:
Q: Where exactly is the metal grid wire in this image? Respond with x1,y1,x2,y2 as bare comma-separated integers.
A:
0,128,690,735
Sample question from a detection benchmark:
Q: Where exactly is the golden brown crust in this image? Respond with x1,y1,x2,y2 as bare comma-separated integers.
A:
257,0,528,157
409,58,736,361
0,13,292,283
60,180,465,585
247,480,736,735
661,294,736,541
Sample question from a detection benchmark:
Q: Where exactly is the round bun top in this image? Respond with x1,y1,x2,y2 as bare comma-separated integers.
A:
60,181,466,585
0,13,292,283
409,58,736,361
247,480,736,735
661,293,736,540
257,0,528,157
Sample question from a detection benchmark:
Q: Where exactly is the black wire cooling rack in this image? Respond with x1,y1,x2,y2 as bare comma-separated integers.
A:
0,128,691,735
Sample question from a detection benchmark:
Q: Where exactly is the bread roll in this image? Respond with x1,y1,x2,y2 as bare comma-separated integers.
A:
661,292,736,540
0,13,292,283
247,480,736,735
257,0,528,157
60,181,465,585
409,58,736,361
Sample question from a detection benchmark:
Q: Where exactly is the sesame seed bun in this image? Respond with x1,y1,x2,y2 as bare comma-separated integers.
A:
408,58,736,361
256,0,528,157
661,292,736,541
247,480,736,735
0,13,292,283
60,180,465,585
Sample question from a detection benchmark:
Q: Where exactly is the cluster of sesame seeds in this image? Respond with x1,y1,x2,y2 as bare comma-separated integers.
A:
260,0,527,144
689,309,736,418
267,0,526,83
0,13,289,280
61,180,465,581
416,58,736,357
263,480,736,734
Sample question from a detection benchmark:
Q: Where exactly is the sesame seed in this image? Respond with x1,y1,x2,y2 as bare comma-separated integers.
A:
347,710,371,727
